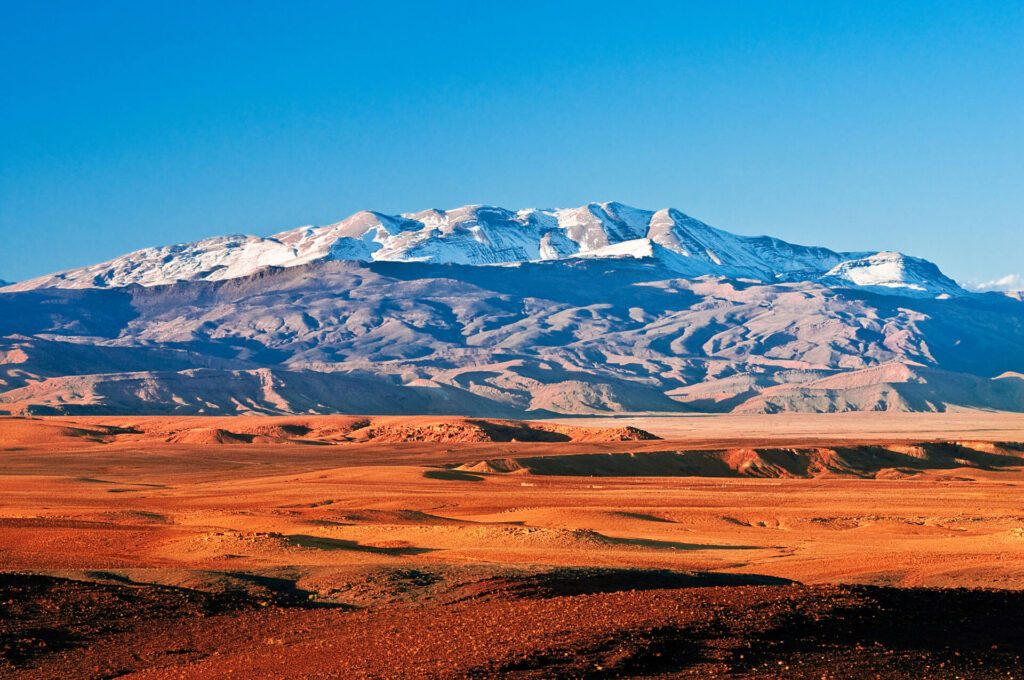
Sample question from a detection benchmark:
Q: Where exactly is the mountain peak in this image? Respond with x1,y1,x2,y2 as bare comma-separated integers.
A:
822,251,962,296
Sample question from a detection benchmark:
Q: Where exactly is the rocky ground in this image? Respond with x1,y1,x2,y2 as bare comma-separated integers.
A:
3,571,1023,678
3,413,1024,677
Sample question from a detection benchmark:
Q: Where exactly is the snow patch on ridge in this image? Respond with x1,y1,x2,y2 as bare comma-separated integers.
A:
572,238,656,260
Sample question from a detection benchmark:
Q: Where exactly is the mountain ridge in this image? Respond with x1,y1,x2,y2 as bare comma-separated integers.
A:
3,202,963,298
2,253,1022,416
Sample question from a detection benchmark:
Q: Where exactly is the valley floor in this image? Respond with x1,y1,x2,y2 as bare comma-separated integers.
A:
2,412,1024,678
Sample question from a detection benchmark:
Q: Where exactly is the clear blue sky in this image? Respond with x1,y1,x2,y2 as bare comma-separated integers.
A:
2,1,1021,286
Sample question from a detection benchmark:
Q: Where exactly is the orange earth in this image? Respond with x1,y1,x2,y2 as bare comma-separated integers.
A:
2,412,1024,678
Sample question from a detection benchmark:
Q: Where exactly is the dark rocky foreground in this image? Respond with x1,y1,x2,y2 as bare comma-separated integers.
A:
3,570,1023,678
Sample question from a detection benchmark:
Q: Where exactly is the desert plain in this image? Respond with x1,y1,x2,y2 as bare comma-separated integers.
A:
3,411,1024,678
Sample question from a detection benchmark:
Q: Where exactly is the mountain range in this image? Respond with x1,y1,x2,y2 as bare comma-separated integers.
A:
2,202,1022,416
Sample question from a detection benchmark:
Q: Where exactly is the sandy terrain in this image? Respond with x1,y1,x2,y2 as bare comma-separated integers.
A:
3,412,1024,677
546,410,1024,442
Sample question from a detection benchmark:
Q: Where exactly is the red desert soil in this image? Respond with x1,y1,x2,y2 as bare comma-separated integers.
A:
2,412,1024,678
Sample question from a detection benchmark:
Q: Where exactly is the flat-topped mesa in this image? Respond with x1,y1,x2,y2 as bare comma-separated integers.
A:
2,202,964,297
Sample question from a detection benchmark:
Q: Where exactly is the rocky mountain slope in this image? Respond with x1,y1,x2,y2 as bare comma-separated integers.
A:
1,203,1020,415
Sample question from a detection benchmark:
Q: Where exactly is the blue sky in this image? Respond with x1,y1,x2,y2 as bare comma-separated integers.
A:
1,1,1021,286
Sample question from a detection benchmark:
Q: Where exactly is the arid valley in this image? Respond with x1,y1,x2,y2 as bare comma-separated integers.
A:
3,411,1024,678
6,3,1024,676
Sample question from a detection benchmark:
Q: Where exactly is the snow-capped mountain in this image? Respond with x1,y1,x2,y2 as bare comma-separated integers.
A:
4,202,963,297
821,252,962,296
4,200,1015,417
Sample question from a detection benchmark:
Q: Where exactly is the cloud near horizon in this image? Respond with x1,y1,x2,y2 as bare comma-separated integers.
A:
964,273,1024,292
